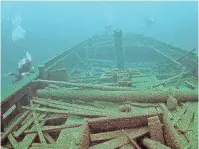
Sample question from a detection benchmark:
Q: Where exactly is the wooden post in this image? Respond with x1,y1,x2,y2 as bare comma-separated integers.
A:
147,116,164,144
38,64,45,79
114,29,124,69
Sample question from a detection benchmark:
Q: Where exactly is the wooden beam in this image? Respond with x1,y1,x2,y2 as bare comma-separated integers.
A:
19,133,37,149
24,123,82,134
88,112,162,132
31,143,56,149
33,98,115,116
8,134,20,149
184,81,196,90
162,114,183,149
36,88,198,103
14,113,46,137
191,111,198,149
160,103,174,120
142,138,171,149
33,98,106,113
148,44,181,66
152,72,187,88
172,102,190,126
176,104,194,133
176,48,196,62
122,129,141,149
89,127,149,149
33,79,133,91
119,144,135,149
43,133,56,144
175,66,186,89
147,116,164,144
1,110,31,141
30,101,46,144
22,106,111,117
39,115,68,122
90,127,148,142
125,102,160,107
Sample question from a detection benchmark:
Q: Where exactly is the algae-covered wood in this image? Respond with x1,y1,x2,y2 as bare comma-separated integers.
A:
1,32,198,149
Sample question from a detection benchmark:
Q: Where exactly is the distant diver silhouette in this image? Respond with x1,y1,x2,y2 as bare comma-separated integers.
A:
12,14,26,42
145,17,155,26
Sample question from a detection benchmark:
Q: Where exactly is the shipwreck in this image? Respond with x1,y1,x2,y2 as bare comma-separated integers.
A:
1,29,198,149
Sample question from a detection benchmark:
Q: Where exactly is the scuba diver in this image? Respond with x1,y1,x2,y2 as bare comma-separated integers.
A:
7,50,35,86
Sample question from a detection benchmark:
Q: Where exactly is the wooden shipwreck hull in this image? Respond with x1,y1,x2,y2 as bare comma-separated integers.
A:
1,31,198,149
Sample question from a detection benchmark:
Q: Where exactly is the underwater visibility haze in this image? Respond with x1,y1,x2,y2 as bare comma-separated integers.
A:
1,1,198,97
0,1,198,149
